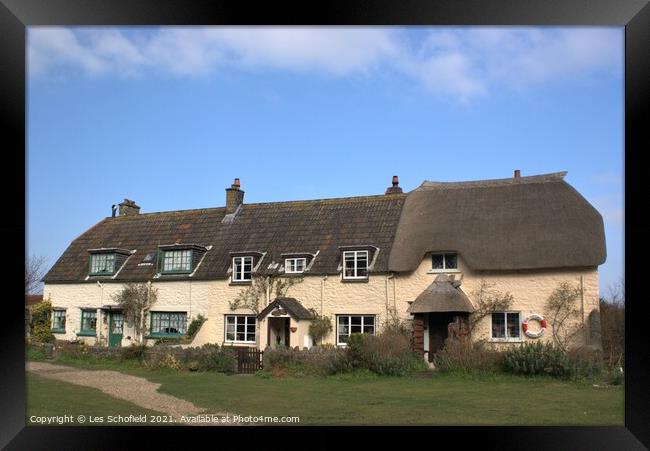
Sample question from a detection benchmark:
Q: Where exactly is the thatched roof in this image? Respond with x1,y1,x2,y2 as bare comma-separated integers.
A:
407,274,474,313
258,297,313,320
43,194,405,283
389,172,606,272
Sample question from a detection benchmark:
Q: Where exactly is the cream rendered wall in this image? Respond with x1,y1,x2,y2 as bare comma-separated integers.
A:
45,254,600,349
43,280,211,347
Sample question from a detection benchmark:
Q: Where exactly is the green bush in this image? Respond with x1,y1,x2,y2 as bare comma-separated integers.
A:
567,346,604,380
26,344,46,361
187,314,206,339
31,323,55,344
145,352,182,370
29,301,54,344
153,337,183,346
503,342,572,378
262,345,349,377
119,344,148,361
196,345,236,374
347,331,427,376
433,340,504,374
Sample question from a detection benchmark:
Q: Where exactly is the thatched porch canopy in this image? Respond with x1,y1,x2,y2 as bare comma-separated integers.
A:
407,274,474,313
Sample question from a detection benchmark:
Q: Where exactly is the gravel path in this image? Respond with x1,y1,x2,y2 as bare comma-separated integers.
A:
27,362,242,426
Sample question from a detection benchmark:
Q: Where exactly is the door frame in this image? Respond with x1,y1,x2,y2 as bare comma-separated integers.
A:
267,316,291,348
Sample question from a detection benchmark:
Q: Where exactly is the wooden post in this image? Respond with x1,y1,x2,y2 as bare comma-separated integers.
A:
412,315,424,355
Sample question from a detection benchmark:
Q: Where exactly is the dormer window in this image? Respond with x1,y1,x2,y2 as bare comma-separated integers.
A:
89,253,116,275
285,257,307,274
431,252,458,272
343,250,369,280
162,249,192,274
157,244,207,276
232,256,254,281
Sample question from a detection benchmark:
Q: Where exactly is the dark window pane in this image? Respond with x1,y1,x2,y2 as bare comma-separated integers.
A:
445,253,458,269
363,316,374,326
507,313,520,338
491,312,505,338
432,254,444,269
351,316,362,325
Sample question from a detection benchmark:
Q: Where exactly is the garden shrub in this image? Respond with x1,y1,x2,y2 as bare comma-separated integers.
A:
196,345,237,374
145,352,182,370
262,345,349,377
154,337,183,346
566,346,604,380
187,314,206,339
29,301,54,344
347,331,427,376
119,343,148,361
433,340,504,374
503,341,572,379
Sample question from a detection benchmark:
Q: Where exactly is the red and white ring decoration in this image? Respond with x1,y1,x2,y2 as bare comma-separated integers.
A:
522,314,547,339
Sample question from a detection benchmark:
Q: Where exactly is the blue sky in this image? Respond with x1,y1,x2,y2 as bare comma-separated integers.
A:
26,27,624,295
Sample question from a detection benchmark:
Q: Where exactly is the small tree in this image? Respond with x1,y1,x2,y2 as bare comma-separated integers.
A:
545,281,583,352
308,309,332,345
26,254,48,294
229,274,303,314
468,280,514,335
112,282,158,343
29,298,54,343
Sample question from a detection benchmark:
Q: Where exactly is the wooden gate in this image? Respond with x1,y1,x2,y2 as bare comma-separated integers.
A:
237,348,263,374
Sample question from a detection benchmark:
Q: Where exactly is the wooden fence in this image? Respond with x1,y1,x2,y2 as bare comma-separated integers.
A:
236,348,263,374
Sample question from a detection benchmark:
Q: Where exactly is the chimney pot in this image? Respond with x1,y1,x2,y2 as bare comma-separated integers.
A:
232,178,241,190
385,175,403,195
514,169,521,178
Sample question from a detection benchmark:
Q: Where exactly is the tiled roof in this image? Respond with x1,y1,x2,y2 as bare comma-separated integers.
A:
43,194,406,283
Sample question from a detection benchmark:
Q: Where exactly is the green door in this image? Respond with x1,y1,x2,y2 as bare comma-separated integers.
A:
109,312,124,348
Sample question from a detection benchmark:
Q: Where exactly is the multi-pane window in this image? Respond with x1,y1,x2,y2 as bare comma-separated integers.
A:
150,312,187,335
89,253,116,275
336,315,375,345
285,257,307,274
491,312,521,340
225,315,256,343
162,250,192,273
80,309,97,335
343,250,368,280
232,256,253,281
52,309,66,333
431,253,458,271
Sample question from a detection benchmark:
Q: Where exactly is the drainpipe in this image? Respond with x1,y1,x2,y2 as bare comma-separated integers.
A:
189,280,192,319
386,273,395,319
97,281,103,345
580,275,585,339
320,275,328,315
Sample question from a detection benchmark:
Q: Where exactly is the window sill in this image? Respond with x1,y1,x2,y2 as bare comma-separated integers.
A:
341,278,369,283
427,269,461,274
52,329,66,334
229,280,252,286
160,271,193,275
489,339,523,343
224,341,256,346
88,273,116,277
76,332,97,337
145,334,186,339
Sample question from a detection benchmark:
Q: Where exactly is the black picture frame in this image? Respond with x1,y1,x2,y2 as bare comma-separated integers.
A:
2,0,648,449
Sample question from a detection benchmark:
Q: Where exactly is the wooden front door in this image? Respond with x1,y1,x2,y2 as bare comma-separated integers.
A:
108,312,124,348
428,313,454,359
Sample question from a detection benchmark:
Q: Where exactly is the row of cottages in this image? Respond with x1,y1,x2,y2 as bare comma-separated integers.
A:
42,171,606,360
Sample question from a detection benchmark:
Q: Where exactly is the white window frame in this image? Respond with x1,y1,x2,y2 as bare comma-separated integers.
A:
336,315,376,346
285,257,307,274
342,250,369,280
490,311,522,342
232,256,254,282
430,252,459,272
224,315,257,343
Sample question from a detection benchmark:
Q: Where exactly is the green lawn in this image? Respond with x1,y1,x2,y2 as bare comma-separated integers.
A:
27,357,624,426
144,371,623,425
26,374,162,426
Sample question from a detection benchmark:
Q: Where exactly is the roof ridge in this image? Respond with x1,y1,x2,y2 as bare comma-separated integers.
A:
106,193,405,218
418,171,567,190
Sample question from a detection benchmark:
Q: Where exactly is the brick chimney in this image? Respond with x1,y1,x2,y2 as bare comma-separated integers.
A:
118,199,140,216
514,169,521,178
385,175,403,194
225,178,245,213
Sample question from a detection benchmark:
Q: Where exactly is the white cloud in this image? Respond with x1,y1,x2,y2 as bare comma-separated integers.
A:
27,26,622,101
